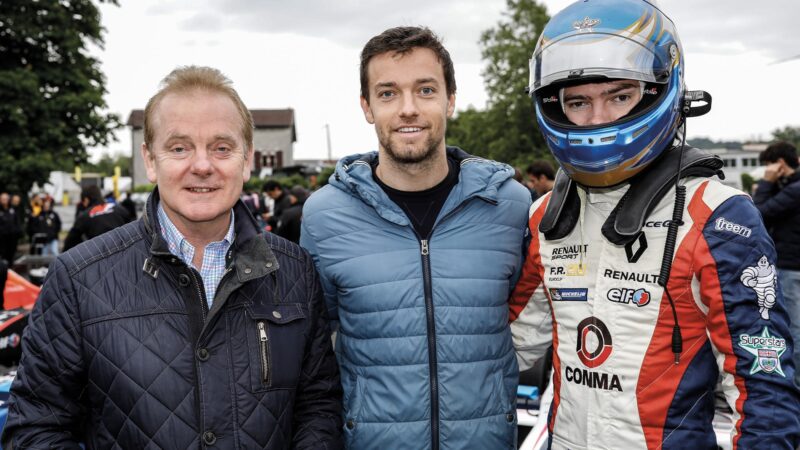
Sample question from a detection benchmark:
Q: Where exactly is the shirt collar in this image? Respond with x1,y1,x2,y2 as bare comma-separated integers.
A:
157,202,235,263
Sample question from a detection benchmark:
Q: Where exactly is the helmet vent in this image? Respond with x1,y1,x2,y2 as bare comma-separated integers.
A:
569,139,582,145
601,135,617,143
632,125,649,138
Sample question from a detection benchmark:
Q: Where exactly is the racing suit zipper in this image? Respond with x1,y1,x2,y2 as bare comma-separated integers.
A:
257,321,271,385
419,238,439,450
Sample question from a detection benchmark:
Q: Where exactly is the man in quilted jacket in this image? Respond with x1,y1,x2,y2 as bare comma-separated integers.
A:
300,27,531,449
2,66,343,449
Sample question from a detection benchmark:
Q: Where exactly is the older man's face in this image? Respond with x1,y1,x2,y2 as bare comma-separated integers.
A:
142,89,252,235
0,193,8,208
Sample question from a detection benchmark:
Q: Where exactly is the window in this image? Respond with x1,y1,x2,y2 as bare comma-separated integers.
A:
743,159,749,167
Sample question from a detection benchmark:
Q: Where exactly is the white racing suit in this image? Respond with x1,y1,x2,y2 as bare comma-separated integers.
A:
510,176,800,449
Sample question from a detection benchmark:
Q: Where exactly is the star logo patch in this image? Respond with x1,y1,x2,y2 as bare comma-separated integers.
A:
738,327,787,377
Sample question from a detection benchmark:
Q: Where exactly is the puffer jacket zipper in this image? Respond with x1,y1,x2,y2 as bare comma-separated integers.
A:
419,237,439,450
418,199,488,450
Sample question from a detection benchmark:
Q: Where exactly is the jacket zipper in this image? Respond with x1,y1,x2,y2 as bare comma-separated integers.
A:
257,321,271,385
419,238,439,450
417,199,479,450
189,268,208,321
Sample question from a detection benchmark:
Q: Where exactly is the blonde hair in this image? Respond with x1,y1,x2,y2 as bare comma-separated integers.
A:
143,66,254,150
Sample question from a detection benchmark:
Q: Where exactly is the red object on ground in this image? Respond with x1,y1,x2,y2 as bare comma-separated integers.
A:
3,270,39,310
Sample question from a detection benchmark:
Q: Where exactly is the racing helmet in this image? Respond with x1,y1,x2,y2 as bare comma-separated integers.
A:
530,0,685,187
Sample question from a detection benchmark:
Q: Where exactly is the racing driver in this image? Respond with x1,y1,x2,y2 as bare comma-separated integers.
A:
509,0,800,448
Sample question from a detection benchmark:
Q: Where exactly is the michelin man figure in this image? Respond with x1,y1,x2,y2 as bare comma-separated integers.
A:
741,255,778,320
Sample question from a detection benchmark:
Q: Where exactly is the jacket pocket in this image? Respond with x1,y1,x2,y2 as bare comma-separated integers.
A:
247,303,308,392
343,375,366,445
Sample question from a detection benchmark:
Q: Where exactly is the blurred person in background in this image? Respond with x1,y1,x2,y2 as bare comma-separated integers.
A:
26,195,61,255
62,185,132,251
0,192,22,265
754,140,800,387
525,160,555,200
275,185,308,243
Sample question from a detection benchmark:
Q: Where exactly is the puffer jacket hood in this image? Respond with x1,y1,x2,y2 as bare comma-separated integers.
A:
329,147,516,227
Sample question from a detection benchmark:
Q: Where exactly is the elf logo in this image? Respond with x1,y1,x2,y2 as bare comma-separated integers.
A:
607,288,651,307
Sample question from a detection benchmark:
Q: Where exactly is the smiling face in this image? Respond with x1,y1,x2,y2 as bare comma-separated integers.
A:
360,47,455,166
562,80,642,126
142,89,252,236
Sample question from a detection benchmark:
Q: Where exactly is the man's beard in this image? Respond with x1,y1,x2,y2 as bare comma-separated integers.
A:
379,132,442,166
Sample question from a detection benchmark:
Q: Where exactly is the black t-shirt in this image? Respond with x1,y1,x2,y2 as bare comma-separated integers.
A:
373,156,460,239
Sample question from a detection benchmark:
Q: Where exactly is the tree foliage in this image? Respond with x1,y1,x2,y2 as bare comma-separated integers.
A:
447,0,551,167
84,151,131,177
772,125,800,149
0,0,120,195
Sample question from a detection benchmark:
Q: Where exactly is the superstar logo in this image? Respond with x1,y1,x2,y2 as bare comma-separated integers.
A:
738,327,787,377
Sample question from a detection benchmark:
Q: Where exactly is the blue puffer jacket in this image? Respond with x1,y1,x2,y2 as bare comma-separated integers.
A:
300,147,531,450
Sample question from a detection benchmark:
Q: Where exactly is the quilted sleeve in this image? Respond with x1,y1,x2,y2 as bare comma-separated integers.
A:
1,257,85,449
299,219,339,332
291,252,343,450
698,194,800,448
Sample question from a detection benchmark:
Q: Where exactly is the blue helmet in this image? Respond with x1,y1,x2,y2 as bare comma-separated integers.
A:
530,0,684,187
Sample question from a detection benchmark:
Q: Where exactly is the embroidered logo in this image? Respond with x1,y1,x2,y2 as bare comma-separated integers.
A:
740,255,777,320
715,217,752,238
738,327,787,377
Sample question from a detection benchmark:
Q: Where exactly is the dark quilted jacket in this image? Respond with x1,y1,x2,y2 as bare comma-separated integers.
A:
2,190,343,449
753,172,800,270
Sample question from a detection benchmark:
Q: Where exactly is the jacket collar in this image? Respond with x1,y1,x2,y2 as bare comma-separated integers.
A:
329,146,515,226
142,187,278,280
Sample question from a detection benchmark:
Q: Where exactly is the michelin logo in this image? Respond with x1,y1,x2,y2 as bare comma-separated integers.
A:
741,255,777,320
715,217,751,238
549,288,588,302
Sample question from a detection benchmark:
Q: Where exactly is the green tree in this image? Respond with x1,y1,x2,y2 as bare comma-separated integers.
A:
447,0,550,167
84,151,131,177
0,0,120,195
772,125,800,149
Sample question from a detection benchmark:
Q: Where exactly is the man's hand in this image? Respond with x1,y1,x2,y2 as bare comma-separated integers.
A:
763,162,784,183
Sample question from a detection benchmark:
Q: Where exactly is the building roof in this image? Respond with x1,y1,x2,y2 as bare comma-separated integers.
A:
127,108,296,141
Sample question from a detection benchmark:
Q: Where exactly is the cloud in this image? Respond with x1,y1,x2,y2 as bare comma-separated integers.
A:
146,0,506,62
662,0,800,61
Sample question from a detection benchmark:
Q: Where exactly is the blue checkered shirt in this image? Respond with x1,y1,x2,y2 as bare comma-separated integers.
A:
158,203,235,307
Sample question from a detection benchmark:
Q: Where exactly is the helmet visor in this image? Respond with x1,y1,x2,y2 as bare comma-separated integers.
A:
530,33,673,93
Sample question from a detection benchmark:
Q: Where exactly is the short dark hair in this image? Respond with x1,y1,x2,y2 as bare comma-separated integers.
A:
81,185,104,206
526,161,556,181
263,180,283,192
760,141,799,169
360,26,456,102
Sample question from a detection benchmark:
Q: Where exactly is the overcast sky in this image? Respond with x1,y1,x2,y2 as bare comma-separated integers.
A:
92,0,800,161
